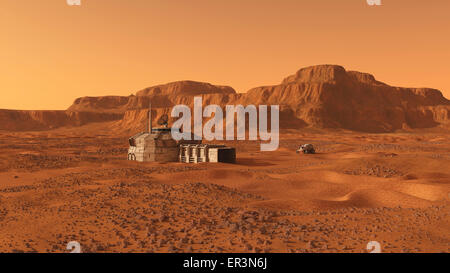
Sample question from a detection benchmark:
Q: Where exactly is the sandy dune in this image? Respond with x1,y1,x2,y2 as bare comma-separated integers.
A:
0,129,448,253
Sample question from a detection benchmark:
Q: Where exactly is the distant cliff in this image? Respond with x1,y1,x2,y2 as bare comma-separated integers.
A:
241,65,450,132
2,65,449,132
0,110,122,131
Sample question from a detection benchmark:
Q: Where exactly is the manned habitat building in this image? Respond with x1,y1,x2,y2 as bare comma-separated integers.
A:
179,144,236,164
127,106,179,162
127,127,179,162
127,104,236,163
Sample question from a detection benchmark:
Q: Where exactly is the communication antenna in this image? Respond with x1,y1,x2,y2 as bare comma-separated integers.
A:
148,102,152,133
158,114,169,128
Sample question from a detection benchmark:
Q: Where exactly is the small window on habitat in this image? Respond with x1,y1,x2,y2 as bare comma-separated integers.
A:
129,138,136,147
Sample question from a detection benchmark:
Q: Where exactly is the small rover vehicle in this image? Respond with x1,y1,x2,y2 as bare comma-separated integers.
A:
296,144,315,154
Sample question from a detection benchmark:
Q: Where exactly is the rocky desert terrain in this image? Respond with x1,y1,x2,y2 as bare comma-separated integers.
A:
0,129,448,253
0,65,448,253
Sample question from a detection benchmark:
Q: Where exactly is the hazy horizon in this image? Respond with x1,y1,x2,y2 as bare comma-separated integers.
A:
1,0,449,110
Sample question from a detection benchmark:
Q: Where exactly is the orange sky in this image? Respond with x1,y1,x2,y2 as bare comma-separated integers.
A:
1,0,449,110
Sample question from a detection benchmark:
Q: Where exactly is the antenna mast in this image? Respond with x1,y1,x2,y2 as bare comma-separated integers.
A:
148,102,152,133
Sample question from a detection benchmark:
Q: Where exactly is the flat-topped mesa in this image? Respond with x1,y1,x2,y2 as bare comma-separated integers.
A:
281,65,349,84
0,109,122,131
261,64,449,105
407,88,450,105
281,64,386,86
244,65,450,132
5,64,449,133
135,80,236,97
69,96,131,113
347,71,384,85
68,81,237,113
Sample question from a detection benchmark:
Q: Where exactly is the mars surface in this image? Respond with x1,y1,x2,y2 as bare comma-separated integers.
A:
0,65,449,253
0,128,448,253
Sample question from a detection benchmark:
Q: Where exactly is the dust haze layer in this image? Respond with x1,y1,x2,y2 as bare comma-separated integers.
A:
2,65,449,132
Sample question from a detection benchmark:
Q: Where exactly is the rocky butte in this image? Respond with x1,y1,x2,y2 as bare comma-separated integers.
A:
1,65,449,133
